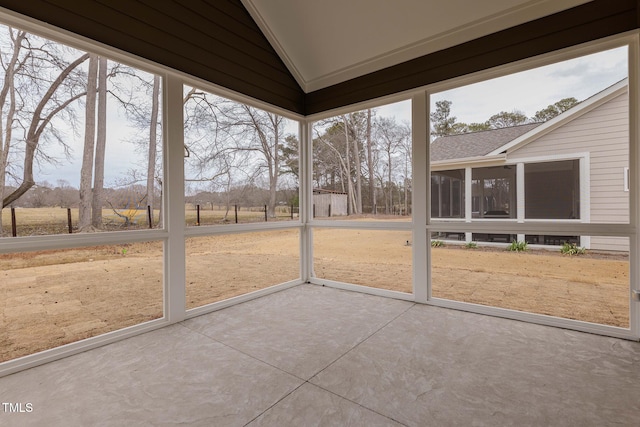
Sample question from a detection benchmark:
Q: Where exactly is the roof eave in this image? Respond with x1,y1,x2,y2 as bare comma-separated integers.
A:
431,154,507,170
486,78,629,156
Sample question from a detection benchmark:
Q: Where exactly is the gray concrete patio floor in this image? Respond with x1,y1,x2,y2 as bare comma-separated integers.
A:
1,284,639,426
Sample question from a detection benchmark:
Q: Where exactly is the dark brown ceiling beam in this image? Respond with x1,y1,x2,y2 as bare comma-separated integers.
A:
0,0,637,116
305,0,639,115
0,0,306,114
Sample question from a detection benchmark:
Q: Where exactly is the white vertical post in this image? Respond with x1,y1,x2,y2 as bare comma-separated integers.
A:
628,37,639,338
164,75,186,323
413,92,429,303
516,163,525,223
465,167,472,243
516,162,525,242
299,120,313,282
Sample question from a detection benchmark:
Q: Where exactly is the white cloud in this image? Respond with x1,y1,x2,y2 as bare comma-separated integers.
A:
431,46,627,124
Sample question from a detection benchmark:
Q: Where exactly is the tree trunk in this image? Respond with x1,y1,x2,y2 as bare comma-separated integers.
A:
147,74,160,227
91,56,107,228
388,150,393,214
342,116,356,214
3,53,90,208
351,116,362,214
0,30,25,233
79,54,99,231
266,113,280,218
366,109,375,214
404,159,409,215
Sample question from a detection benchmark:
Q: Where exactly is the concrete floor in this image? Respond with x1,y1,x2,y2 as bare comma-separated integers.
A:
1,284,639,426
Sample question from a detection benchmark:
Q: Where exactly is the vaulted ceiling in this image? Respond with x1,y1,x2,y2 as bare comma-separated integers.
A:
242,0,592,92
0,0,637,115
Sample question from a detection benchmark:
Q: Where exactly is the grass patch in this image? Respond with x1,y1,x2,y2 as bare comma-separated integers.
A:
561,242,586,255
507,240,528,252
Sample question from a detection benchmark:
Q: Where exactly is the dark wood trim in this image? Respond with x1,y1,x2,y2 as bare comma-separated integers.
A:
0,0,636,116
0,0,306,114
305,0,639,115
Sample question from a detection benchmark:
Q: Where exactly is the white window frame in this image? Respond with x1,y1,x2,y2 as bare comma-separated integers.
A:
304,93,415,302
0,9,305,377
625,166,630,192
424,33,639,341
0,8,638,379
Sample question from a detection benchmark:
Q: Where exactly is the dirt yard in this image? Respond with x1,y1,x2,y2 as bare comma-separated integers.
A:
0,228,630,363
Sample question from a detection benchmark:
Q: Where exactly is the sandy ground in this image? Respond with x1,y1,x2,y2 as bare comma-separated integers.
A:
0,229,630,362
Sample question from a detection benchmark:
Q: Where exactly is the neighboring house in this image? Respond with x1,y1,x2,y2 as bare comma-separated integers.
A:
431,79,628,251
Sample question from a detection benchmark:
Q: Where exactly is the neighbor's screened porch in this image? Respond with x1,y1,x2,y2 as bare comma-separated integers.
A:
431,159,581,245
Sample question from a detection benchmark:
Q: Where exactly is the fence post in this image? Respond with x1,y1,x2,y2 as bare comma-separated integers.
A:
67,208,73,233
291,204,294,219
328,204,332,217
313,204,316,218
11,207,17,237
196,204,200,226
264,205,267,222
147,205,153,229
235,205,238,224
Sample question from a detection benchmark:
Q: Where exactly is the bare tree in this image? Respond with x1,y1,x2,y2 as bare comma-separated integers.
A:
78,54,98,230
376,116,409,214
102,65,164,227
2,34,89,211
239,106,284,218
145,75,160,226
365,109,376,213
183,90,236,203
344,114,363,214
313,112,371,215
399,122,412,214
184,91,290,219
91,56,107,228
0,28,27,232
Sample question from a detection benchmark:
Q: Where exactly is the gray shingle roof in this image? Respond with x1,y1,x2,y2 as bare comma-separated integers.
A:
430,123,541,161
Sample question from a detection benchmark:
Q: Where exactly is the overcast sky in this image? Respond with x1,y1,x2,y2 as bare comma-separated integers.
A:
33,46,628,189
430,46,627,124
375,46,627,129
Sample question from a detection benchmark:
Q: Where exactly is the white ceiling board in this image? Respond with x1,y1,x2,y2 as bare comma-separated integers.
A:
243,0,594,92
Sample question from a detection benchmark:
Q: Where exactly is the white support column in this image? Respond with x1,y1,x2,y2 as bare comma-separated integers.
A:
413,92,429,303
516,162,525,241
628,37,640,338
465,167,472,243
299,120,313,282
164,75,186,323
580,155,591,249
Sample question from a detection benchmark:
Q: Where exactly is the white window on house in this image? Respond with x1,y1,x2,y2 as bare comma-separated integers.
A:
431,169,464,218
471,167,516,219
525,160,580,219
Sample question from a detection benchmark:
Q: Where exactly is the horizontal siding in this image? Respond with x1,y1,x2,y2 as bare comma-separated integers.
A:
0,0,305,113
509,94,628,158
590,236,629,252
510,92,629,230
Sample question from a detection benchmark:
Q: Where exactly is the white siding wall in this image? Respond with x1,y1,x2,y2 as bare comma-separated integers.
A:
508,92,629,251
